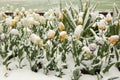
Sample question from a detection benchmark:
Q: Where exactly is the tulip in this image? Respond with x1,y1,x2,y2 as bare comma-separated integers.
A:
9,29,19,35
5,17,12,27
97,20,107,30
90,12,99,21
59,31,68,41
0,12,6,19
21,17,31,27
82,46,91,54
89,43,97,52
108,35,119,45
21,7,25,12
82,46,92,58
58,13,63,21
96,37,104,45
58,22,65,31
34,9,39,13
29,34,43,46
32,13,40,21
106,13,112,22
47,30,55,39
13,9,20,16
14,16,20,22
77,17,83,25
0,33,5,40
39,16,46,25
74,25,83,39
2,12,6,19
11,19,16,27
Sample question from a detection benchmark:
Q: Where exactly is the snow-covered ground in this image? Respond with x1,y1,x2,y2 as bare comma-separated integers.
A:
0,65,120,80
0,65,65,80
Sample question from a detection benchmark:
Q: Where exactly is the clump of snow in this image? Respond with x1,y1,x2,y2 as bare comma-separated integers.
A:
79,75,97,80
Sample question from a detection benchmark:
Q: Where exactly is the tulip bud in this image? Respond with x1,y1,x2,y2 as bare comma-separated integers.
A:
9,29,19,35
14,9,20,16
21,7,26,14
0,12,6,19
82,46,91,54
0,33,6,40
59,31,68,41
89,43,97,52
14,16,20,22
108,35,119,45
2,12,6,18
82,46,92,58
96,37,104,45
58,22,65,31
58,13,63,21
47,30,55,39
97,20,107,30
39,16,46,25
106,13,112,22
77,17,83,25
34,9,39,13
74,25,83,39
29,34,43,46
11,19,16,27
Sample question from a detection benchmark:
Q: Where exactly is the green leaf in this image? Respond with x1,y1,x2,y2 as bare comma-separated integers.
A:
72,68,81,80
108,77,119,80
103,63,115,73
114,48,119,61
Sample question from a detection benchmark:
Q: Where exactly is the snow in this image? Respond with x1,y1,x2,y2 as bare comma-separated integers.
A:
102,66,120,80
79,75,97,80
1,52,119,80
0,65,65,80
0,65,120,80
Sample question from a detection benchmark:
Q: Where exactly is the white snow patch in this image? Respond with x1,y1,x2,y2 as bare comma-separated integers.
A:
102,66,120,80
0,65,66,80
79,75,97,80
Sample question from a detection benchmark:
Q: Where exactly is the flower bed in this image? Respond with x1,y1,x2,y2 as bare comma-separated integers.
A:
0,1,120,80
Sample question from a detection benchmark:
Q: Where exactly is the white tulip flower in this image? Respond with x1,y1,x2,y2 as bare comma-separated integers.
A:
59,31,68,41
47,30,55,39
0,33,5,40
77,16,83,25
29,34,43,46
74,25,83,39
39,16,46,25
97,20,107,30
21,17,30,27
106,13,112,22
82,46,91,54
5,17,12,27
9,29,19,35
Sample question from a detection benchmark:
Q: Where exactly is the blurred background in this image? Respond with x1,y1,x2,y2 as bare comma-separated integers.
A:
0,0,120,11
